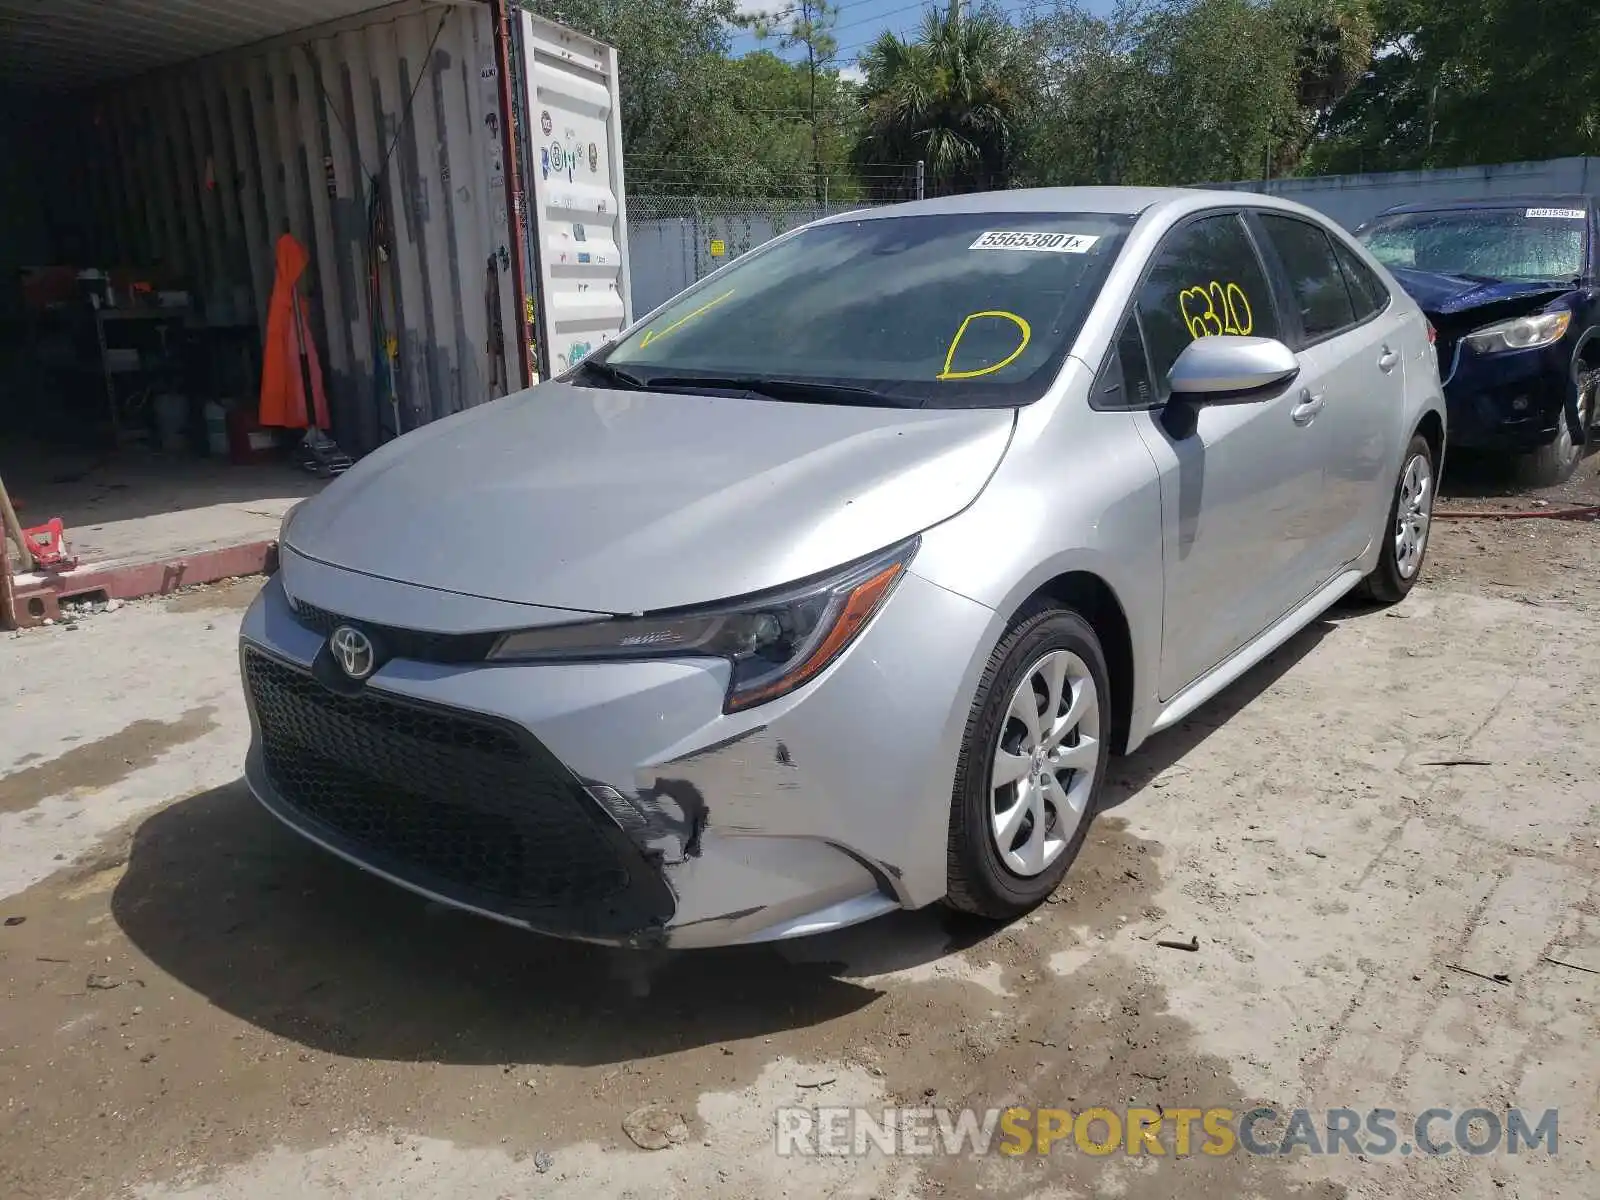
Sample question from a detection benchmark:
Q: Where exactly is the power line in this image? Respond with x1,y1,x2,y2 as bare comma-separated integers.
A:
832,0,934,37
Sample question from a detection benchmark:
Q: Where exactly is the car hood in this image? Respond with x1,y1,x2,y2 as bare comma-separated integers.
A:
1387,266,1573,316
285,382,1016,615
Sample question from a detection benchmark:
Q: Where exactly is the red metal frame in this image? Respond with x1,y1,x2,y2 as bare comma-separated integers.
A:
491,0,534,389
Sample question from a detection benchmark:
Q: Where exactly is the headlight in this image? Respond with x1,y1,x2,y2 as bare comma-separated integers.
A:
489,538,918,712
1464,311,1571,353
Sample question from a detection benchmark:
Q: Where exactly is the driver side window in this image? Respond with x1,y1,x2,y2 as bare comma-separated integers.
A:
1135,214,1281,399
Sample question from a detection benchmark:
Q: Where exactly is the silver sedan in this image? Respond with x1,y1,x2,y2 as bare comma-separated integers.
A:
241,187,1445,948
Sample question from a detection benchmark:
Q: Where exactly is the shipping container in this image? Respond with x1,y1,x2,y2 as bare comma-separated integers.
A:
0,0,630,461
519,11,633,379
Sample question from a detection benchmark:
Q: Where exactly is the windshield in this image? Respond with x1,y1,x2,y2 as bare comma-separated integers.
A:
1358,206,1588,282
586,211,1135,408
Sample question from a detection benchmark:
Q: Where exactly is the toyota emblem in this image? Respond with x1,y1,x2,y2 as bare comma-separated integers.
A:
329,625,376,680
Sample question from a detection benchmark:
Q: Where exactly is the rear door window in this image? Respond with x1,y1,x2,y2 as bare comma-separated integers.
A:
1257,213,1357,342
1134,213,1281,397
1330,240,1390,322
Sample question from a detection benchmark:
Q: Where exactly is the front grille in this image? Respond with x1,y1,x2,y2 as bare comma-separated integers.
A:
289,599,498,663
244,649,674,936
289,599,341,638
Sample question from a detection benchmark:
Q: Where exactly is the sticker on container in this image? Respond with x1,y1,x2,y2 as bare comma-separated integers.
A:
970,230,1100,253
1526,208,1585,219
540,110,553,136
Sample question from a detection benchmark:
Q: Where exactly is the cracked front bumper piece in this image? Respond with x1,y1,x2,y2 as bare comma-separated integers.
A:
239,558,996,949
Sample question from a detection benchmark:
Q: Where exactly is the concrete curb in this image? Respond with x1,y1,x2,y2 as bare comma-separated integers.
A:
4,540,278,628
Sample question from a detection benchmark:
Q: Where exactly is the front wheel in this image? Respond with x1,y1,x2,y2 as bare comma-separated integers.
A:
945,606,1109,920
1514,371,1594,487
1357,433,1435,605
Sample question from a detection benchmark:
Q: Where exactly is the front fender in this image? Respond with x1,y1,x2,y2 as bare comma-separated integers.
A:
912,390,1165,751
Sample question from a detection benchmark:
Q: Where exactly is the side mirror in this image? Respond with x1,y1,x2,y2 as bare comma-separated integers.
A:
1167,335,1300,403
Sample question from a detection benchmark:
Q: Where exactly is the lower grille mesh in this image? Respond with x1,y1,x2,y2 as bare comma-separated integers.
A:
244,649,673,932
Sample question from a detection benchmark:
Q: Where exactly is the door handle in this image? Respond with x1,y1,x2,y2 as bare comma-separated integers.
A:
1291,390,1325,424
1378,345,1399,373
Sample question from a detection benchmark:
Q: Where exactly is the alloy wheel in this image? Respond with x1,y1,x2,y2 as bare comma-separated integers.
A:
1394,452,1433,581
990,650,1100,877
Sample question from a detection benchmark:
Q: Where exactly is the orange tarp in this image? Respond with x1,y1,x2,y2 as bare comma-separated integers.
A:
258,234,330,430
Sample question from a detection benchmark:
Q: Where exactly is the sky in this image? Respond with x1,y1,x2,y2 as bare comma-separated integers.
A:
729,0,1087,81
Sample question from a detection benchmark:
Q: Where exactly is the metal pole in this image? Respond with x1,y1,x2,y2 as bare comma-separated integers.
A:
0,473,32,572
0,535,13,630
915,160,925,201
0,471,29,628
491,0,534,389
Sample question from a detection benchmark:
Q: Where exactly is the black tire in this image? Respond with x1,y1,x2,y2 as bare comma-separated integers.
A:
1358,433,1435,605
1513,369,1593,487
945,605,1110,920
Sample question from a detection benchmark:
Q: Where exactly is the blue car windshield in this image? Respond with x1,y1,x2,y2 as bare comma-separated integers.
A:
1359,207,1587,282
589,211,1135,408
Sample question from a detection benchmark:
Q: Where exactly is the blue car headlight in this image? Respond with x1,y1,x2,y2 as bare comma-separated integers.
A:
488,538,919,712
1464,311,1571,354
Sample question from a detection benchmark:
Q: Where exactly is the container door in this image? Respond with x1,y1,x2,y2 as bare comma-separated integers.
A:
517,13,632,379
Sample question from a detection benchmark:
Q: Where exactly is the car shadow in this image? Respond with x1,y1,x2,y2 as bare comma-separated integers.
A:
109,780,999,1067
1439,448,1524,498
110,620,1334,1067
1097,616,1334,812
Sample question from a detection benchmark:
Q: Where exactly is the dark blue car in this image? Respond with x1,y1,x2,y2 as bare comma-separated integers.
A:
1356,196,1600,485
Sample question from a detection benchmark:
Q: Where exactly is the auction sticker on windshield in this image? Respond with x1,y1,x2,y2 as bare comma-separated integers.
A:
970,231,1100,253
1525,208,1585,219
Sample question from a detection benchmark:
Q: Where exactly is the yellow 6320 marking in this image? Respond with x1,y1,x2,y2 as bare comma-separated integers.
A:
638,289,735,349
938,310,1032,381
1179,281,1253,340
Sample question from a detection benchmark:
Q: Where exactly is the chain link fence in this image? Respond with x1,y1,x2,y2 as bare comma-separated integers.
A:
626,192,895,316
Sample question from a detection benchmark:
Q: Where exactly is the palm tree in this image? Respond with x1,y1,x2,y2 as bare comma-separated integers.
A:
851,5,1031,198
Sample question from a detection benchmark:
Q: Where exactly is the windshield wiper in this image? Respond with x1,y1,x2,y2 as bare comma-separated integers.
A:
573,359,649,390
641,375,913,406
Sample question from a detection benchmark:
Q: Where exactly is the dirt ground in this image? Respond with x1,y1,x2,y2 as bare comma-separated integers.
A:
3,455,1599,1200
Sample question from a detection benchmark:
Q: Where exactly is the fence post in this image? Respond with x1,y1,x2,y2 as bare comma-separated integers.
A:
915,160,925,201
692,195,703,282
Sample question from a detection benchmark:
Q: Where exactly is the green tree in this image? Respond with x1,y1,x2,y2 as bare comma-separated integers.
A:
752,1,842,201
1021,0,1373,186
1312,0,1600,173
853,4,1035,197
1266,0,1376,172
531,0,863,198
1017,0,1164,186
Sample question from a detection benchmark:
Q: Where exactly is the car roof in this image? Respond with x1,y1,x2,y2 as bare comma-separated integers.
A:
1373,194,1593,217
819,185,1334,223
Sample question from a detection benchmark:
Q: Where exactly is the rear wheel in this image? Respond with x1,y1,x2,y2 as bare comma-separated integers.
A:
945,606,1109,919
1358,433,1435,605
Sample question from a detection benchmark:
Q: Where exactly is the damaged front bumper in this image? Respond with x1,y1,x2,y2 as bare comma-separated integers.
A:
239,560,994,950
1432,314,1582,452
